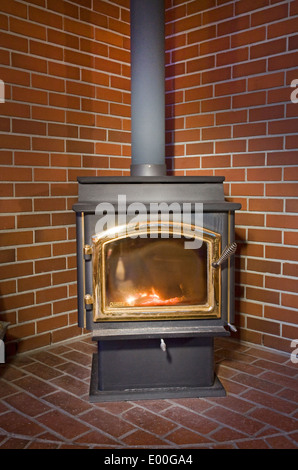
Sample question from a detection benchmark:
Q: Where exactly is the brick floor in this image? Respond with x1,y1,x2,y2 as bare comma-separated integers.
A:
0,336,297,449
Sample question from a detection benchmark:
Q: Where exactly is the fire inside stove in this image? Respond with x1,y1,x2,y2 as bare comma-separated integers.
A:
91,223,221,322
126,288,183,307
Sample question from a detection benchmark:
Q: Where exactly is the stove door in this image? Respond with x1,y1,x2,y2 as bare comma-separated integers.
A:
92,222,221,321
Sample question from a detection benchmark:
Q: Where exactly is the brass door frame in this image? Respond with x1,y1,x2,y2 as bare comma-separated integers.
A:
92,222,221,322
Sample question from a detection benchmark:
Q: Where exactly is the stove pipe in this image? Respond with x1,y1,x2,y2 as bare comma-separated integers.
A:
130,0,166,177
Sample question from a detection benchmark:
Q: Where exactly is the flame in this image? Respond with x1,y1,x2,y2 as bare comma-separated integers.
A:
126,288,183,306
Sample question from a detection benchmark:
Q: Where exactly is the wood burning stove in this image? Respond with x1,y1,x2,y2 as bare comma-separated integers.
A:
72,0,241,401
73,177,241,401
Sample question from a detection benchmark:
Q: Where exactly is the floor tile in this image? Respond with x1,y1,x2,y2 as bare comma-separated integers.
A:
0,363,27,381
74,430,119,447
0,380,19,399
253,358,297,377
4,392,52,417
164,427,213,446
26,440,60,449
42,390,92,415
265,435,297,449
0,411,46,437
229,372,284,394
36,409,91,440
122,406,178,436
161,405,219,435
13,375,57,397
50,374,89,397
169,397,214,413
277,388,298,404
120,429,170,447
0,401,8,414
209,426,247,443
205,394,255,414
59,349,92,367
23,362,63,381
259,371,298,392
241,389,297,415
94,401,135,415
203,405,266,436
235,438,270,449
80,407,135,438
28,351,66,368
218,358,265,376
244,346,289,364
248,408,298,433
55,361,90,380
0,437,30,449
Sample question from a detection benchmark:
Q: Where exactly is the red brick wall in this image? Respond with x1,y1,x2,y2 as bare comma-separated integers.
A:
0,0,297,356
165,0,298,354
0,0,131,354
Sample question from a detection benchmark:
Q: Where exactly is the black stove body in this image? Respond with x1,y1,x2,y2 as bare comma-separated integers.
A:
73,176,240,401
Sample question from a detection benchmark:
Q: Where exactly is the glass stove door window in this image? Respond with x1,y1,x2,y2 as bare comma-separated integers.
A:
104,236,208,309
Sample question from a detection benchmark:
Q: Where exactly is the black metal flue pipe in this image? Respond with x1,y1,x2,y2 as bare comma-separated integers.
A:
130,0,166,176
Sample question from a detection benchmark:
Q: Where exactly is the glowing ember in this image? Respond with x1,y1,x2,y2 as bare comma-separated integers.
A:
126,288,184,306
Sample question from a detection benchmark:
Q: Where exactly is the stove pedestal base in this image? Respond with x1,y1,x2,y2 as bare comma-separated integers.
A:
89,353,225,402
89,336,226,402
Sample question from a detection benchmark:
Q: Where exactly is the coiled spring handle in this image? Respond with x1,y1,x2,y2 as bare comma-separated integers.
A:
212,242,237,268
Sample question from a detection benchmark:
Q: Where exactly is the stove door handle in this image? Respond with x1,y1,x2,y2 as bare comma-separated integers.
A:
212,242,237,268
